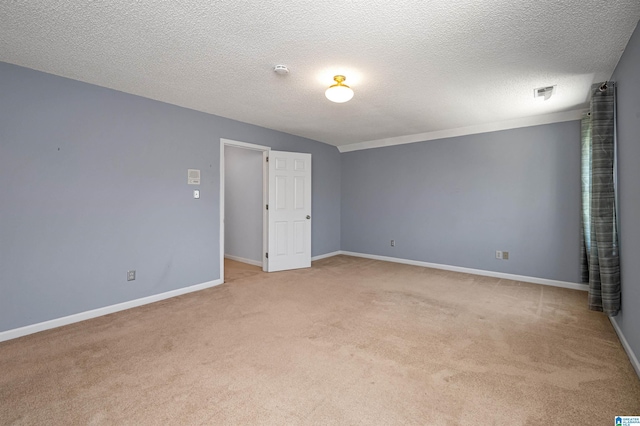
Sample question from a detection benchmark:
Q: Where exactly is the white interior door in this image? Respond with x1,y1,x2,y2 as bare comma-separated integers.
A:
267,151,312,272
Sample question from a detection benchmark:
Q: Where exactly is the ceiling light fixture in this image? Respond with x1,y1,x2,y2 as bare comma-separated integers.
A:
325,75,354,103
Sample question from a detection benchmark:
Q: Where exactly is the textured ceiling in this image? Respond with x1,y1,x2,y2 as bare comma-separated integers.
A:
1,1,639,148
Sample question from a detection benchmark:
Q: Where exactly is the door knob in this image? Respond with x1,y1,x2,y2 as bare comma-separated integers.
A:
306,215,311,219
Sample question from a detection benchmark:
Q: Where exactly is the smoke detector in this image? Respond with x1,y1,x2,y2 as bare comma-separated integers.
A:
274,65,289,75
534,85,556,101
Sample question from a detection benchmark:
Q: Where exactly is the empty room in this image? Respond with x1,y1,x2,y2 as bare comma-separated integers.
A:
1,1,640,424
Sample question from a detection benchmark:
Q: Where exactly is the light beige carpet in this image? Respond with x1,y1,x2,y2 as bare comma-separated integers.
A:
1,255,638,425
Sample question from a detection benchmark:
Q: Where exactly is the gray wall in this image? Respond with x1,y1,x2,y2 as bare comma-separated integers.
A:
611,21,640,367
0,62,341,332
224,145,263,264
341,121,581,283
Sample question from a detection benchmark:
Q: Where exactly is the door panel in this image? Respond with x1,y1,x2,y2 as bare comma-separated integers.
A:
294,177,305,210
267,151,312,272
275,176,287,209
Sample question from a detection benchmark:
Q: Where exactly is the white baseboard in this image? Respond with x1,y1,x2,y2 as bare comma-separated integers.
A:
0,278,223,343
0,252,586,343
340,251,588,291
224,254,263,267
311,251,342,261
609,316,640,380
225,251,341,266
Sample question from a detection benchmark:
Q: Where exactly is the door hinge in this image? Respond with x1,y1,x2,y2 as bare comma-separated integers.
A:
266,204,269,210
265,253,268,259
266,157,269,162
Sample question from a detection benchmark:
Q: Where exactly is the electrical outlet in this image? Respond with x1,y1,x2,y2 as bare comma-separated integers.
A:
127,270,136,281
391,240,395,247
496,250,502,260
502,251,509,260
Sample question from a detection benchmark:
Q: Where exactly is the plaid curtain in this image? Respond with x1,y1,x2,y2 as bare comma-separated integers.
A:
580,115,591,284
581,82,620,316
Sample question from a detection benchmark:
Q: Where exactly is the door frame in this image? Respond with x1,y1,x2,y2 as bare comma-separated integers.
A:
220,138,270,281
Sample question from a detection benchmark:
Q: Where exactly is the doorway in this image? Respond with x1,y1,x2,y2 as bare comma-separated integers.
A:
220,139,270,282
219,139,313,281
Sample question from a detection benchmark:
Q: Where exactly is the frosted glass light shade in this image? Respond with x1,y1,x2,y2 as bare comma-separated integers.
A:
325,85,354,103
325,75,354,103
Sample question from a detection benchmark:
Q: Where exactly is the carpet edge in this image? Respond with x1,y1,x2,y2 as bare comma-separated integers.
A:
0,278,223,343
340,251,588,291
610,316,640,380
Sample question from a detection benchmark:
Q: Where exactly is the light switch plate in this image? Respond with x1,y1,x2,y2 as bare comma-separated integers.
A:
194,190,200,199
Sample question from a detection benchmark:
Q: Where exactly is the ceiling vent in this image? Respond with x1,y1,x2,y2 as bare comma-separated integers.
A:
534,85,556,101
